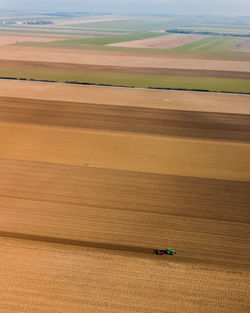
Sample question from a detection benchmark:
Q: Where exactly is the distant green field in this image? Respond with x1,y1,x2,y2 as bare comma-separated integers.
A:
1,66,250,94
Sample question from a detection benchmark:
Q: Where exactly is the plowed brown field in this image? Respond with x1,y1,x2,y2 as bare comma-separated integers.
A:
0,81,249,313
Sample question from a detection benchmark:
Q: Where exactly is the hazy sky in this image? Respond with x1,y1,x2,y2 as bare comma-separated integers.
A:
1,0,250,16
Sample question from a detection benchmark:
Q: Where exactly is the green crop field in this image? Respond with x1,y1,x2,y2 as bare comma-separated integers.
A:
1,66,250,94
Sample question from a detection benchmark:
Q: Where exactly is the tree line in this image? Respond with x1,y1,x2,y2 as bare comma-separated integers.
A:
166,29,250,37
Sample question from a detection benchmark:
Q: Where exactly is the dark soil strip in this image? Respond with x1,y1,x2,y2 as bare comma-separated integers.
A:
1,96,250,142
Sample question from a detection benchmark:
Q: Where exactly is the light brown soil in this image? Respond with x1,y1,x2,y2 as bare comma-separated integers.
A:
0,83,249,312
0,80,250,115
0,46,249,72
108,34,209,49
0,35,64,45
231,38,250,52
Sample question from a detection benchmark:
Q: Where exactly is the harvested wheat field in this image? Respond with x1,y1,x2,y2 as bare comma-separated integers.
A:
108,33,209,49
0,80,249,313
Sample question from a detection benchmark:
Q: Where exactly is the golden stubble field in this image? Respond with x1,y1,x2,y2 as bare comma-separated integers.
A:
0,81,249,313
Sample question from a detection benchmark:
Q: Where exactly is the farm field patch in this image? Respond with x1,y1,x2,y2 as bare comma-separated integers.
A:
0,66,250,93
1,79,250,115
1,120,250,181
0,35,64,45
108,34,209,49
73,18,175,31
231,38,250,52
55,15,132,26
